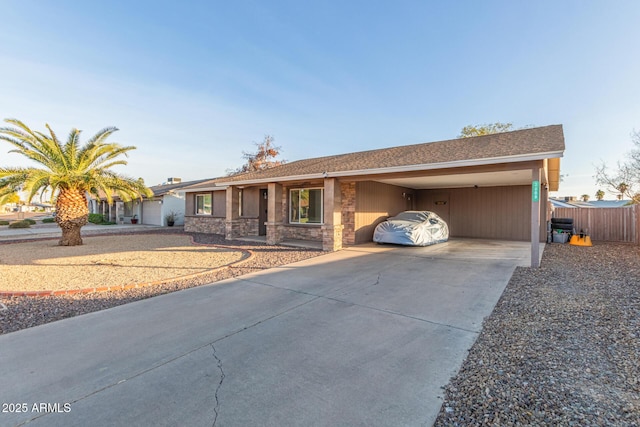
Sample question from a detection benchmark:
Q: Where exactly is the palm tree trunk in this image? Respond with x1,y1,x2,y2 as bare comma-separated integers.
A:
56,189,89,246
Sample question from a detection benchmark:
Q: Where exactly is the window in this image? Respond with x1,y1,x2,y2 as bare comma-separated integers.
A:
195,194,212,215
290,188,323,224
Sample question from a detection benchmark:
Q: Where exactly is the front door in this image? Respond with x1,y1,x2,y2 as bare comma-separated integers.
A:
259,189,268,235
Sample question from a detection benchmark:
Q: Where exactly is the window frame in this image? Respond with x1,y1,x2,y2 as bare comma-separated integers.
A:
195,193,212,215
289,187,324,225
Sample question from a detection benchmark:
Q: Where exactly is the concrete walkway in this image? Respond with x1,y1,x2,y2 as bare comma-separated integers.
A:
0,239,536,426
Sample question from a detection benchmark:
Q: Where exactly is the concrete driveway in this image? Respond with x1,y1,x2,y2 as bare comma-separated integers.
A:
0,239,536,427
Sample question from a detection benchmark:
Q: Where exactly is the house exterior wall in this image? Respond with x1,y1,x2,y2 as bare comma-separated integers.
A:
162,194,186,225
416,185,546,241
277,181,325,242
241,187,260,217
354,181,413,244
213,191,226,217
184,190,227,234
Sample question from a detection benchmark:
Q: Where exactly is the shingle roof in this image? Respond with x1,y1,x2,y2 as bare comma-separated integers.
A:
148,179,211,197
217,125,564,185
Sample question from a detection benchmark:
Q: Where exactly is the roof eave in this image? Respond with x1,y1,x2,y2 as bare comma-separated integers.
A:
182,185,228,193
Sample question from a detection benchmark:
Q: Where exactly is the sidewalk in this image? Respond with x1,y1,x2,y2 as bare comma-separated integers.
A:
0,223,169,241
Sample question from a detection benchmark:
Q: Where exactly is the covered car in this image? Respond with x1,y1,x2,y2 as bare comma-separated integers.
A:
373,211,449,246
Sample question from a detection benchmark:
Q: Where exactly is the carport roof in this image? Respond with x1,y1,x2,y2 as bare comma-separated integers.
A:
189,125,564,190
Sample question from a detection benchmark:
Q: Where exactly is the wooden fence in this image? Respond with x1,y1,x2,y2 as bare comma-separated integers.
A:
553,206,639,244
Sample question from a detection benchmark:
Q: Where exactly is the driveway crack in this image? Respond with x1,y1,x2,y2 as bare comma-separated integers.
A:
210,344,225,427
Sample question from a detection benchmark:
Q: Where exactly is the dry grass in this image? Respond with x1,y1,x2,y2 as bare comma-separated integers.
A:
0,234,245,292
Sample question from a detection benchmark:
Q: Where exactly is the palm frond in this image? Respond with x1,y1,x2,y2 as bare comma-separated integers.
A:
1,119,151,207
86,127,119,145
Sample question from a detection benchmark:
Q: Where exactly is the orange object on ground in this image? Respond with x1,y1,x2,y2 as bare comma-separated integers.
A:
570,234,592,246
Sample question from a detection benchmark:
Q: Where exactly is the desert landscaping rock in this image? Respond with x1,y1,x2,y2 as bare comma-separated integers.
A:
0,234,246,292
0,232,322,334
1,233,638,425
434,242,639,427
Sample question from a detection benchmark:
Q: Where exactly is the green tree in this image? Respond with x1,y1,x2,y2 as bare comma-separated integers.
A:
458,122,514,138
595,189,605,201
595,130,640,202
581,194,590,202
229,135,285,175
0,191,20,205
0,119,152,245
617,182,629,200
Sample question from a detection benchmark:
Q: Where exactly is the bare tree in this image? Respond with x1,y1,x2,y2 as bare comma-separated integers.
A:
459,122,513,138
228,135,285,175
595,130,640,202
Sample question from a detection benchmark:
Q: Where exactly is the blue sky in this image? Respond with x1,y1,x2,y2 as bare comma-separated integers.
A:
1,1,639,198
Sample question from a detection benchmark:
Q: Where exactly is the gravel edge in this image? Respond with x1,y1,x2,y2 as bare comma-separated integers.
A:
434,242,640,426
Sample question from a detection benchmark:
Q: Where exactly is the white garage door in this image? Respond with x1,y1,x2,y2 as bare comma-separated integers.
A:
142,200,162,225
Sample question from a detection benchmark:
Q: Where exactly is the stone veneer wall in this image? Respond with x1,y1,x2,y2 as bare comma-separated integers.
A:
226,218,259,239
281,225,322,241
184,216,226,234
341,182,356,245
322,224,344,251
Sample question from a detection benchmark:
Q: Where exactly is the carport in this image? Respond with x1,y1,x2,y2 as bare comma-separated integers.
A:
185,125,565,267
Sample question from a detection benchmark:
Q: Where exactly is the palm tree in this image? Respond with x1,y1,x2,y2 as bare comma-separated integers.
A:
617,182,629,200
581,194,590,202
595,189,605,201
0,119,152,246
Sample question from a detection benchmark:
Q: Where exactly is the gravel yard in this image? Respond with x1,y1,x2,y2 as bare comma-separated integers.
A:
0,234,246,293
0,232,322,334
434,242,640,426
1,234,638,425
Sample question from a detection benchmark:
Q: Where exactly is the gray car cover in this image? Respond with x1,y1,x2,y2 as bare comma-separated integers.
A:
373,211,449,246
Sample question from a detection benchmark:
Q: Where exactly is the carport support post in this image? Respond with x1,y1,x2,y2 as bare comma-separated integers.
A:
531,167,541,268
322,178,343,251
225,186,240,240
266,183,283,245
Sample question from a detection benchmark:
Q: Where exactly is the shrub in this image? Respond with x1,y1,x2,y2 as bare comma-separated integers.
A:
88,213,106,224
42,217,55,223
9,220,31,228
0,220,9,226
24,219,36,225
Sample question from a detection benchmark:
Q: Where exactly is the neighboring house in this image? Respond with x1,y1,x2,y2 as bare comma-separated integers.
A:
550,198,631,208
1,202,54,213
182,125,565,265
91,178,209,225
586,200,631,208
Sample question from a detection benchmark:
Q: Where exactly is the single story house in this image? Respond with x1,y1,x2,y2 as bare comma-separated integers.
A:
91,178,209,226
182,125,565,267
